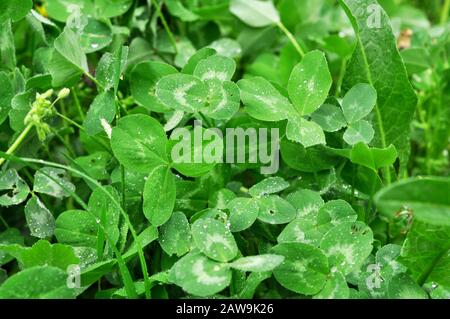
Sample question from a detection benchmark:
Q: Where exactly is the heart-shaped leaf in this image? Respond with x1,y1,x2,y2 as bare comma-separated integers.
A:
111,114,169,173
191,218,238,262
288,50,332,116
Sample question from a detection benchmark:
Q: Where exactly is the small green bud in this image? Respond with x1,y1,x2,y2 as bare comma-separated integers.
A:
58,88,71,99
37,89,54,100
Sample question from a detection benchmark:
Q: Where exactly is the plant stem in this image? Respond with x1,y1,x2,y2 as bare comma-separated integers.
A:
416,93,433,174
277,22,305,58
151,0,178,53
115,95,127,210
85,72,104,91
50,128,76,158
55,111,84,131
0,213,9,229
58,99,75,153
72,87,85,121
15,157,149,298
197,112,213,128
120,165,126,207
0,124,33,167
441,0,450,25
54,112,113,155
335,58,348,97
382,167,391,185
34,164,137,297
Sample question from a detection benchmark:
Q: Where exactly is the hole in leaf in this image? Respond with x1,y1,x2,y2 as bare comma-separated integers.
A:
351,224,363,235
0,189,17,198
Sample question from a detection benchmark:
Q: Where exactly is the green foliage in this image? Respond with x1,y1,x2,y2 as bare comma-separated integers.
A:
339,0,418,167
238,77,294,122
143,165,176,226
33,167,75,198
191,218,238,262
0,240,79,270
50,27,88,87
398,221,450,287
0,169,30,206
24,196,55,239
271,243,329,295
169,252,231,297
0,0,32,23
288,50,332,116
0,0,448,300
158,211,191,257
130,61,178,112
375,177,450,226
230,0,280,28
111,114,169,173
55,210,98,248
83,91,116,136
0,266,78,298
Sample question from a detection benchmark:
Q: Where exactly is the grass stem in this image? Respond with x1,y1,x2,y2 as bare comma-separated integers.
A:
0,124,33,167
151,0,178,53
440,0,450,25
277,22,305,58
